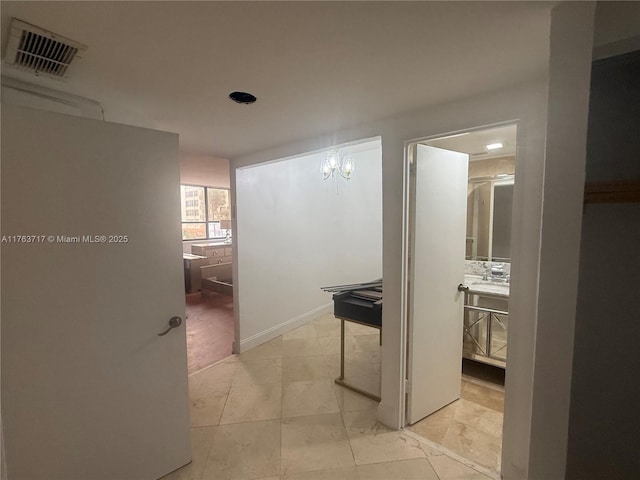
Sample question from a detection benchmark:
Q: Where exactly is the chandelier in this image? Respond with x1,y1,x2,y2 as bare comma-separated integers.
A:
321,149,354,180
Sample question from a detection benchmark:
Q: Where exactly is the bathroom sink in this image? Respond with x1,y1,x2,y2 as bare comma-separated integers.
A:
463,275,510,297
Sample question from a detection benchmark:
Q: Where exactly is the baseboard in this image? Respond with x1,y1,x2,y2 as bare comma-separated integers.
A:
239,303,333,352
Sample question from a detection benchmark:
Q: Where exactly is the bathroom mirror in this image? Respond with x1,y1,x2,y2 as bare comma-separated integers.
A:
465,157,515,262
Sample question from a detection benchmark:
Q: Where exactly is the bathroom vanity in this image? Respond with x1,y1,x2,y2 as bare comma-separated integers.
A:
462,156,514,369
462,273,509,368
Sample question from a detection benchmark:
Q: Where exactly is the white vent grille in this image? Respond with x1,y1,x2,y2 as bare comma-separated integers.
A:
4,19,87,79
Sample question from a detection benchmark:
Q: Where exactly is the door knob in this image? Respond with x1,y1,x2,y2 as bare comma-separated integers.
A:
158,316,182,336
457,284,469,292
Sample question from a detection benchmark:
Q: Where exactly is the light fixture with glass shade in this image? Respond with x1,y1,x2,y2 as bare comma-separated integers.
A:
321,149,355,180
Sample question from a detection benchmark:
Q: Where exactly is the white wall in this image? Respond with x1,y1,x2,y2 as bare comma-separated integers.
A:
0,77,104,120
180,151,230,188
526,4,595,478
235,140,382,347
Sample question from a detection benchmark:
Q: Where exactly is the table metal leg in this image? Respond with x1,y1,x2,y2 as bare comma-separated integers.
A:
334,316,381,402
340,317,345,379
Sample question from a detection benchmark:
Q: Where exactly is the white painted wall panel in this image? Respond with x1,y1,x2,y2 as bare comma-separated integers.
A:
235,141,382,346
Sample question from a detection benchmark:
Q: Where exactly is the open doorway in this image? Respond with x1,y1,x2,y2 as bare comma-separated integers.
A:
404,123,517,473
180,183,235,374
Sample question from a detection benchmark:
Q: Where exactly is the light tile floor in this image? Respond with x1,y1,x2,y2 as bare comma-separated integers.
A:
409,379,504,472
162,313,497,480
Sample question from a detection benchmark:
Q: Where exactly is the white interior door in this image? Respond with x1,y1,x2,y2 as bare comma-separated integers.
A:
1,104,191,479
407,144,469,425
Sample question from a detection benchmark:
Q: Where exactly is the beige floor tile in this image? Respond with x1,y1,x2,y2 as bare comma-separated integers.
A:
352,334,380,353
440,421,501,471
349,430,430,465
232,358,282,386
281,413,355,475
283,323,318,340
461,382,504,413
317,335,357,355
345,321,378,336
282,379,340,417
338,374,381,397
160,426,217,480
409,402,458,444
190,389,229,427
220,383,282,424
186,328,503,480
313,313,336,323
189,361,237,397
427,455,493,479
238,337,283,362
203,419,281,480
312,316,341,337
409,396,503,472
354,349,380,366
341,407,384,437
282,337,324,357
282,355,330,383
356,458,439,480
333,384,379,413
324,353,341,378
453,399,503,438
343,408,428,465
325,353,380,379
282,466,359,480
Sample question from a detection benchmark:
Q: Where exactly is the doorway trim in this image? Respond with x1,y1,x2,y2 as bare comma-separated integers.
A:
400,120,519,431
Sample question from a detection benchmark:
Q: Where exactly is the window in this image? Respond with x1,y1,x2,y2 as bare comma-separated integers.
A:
180,185,231,240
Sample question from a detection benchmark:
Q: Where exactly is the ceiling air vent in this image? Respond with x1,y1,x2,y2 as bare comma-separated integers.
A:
4,18,87,80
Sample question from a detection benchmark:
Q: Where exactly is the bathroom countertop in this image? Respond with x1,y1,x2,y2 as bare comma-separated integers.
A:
463,274,510,298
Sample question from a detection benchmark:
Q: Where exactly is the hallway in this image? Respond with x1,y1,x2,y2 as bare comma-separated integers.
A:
162,314,497,480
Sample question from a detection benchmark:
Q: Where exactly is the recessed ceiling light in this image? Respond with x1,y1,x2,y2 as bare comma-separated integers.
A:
229,91,257,104
486,142,503,150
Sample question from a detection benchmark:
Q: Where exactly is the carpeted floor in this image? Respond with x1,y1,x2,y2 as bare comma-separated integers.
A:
185,291,234,374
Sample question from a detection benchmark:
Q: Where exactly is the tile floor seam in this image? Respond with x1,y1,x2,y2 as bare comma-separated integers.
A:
425,456,445,480
278,415,283,479
404,429,500,480
335,378,360,471
198,425,219,480
189,352,235,377
216,381,233,427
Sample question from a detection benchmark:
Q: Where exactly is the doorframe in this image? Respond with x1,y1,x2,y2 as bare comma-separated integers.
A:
400,120,519,429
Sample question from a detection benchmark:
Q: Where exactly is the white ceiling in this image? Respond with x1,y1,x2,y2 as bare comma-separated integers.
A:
0,2,552,159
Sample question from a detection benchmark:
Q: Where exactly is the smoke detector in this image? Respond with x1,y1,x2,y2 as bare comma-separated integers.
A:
3,18,87,80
